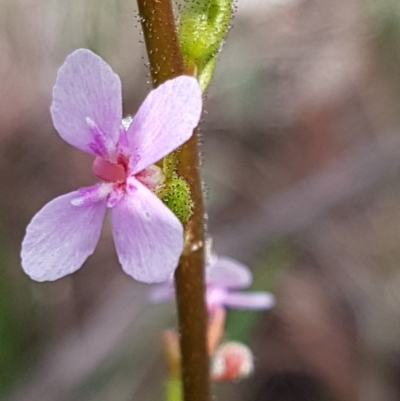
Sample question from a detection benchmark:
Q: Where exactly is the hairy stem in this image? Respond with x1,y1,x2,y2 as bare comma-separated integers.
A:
136,1,209,401
137,0,184,84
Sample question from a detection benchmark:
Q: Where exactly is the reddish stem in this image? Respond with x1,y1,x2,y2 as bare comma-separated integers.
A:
136,1,209,401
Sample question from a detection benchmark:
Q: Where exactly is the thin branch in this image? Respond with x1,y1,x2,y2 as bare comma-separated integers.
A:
7,280,162,401
214,131,400,259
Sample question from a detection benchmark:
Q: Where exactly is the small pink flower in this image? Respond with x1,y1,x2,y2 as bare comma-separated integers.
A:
21,49,202,283
149,253,276,311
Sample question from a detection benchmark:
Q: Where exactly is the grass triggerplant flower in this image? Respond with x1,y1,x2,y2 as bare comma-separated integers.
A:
150,253,276,311
21,49,202,283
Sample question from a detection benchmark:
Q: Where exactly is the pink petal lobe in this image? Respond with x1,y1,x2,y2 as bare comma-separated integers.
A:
222,291,276,310
111,178,183,283
207,256,253,289
21,190,107,282
51,49,122,158
127,76,202,174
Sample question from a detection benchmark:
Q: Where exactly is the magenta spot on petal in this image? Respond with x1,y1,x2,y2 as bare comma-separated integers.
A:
127,182,136,192
86,118,110,158
107,196,119,208
130,154,141,167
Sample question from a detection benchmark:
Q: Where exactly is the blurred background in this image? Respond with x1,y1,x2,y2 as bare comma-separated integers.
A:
1,0,400,400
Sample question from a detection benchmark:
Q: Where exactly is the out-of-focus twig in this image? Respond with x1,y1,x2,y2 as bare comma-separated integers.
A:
6,279,169,401
215,131,400,258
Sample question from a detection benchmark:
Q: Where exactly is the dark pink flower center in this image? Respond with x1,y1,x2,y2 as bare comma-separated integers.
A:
92,156,127,183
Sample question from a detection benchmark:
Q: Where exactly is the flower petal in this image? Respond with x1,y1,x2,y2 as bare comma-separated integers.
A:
21,190,107,282
148,282,175,303
111,178,183,283
222,291,276,310
207,256,253,289
51,49,122,158
127,76,202,174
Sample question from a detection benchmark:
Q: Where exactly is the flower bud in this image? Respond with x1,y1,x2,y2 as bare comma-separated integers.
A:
162,330,181,379
198,57,217,92
158,174,193,223
207,306,226,355
211,341,254,381
179,0,232,89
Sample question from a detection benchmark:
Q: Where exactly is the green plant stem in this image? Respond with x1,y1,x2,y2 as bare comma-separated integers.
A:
136,1,209,401
166,378,183,401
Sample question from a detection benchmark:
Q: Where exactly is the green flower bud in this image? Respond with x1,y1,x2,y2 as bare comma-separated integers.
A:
162,152,177,180
158,175,193,224
198,57,217,92
179,0,232,81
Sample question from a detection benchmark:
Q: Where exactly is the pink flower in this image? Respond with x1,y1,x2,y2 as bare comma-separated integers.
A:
149,253,275,311
21,49,202,283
